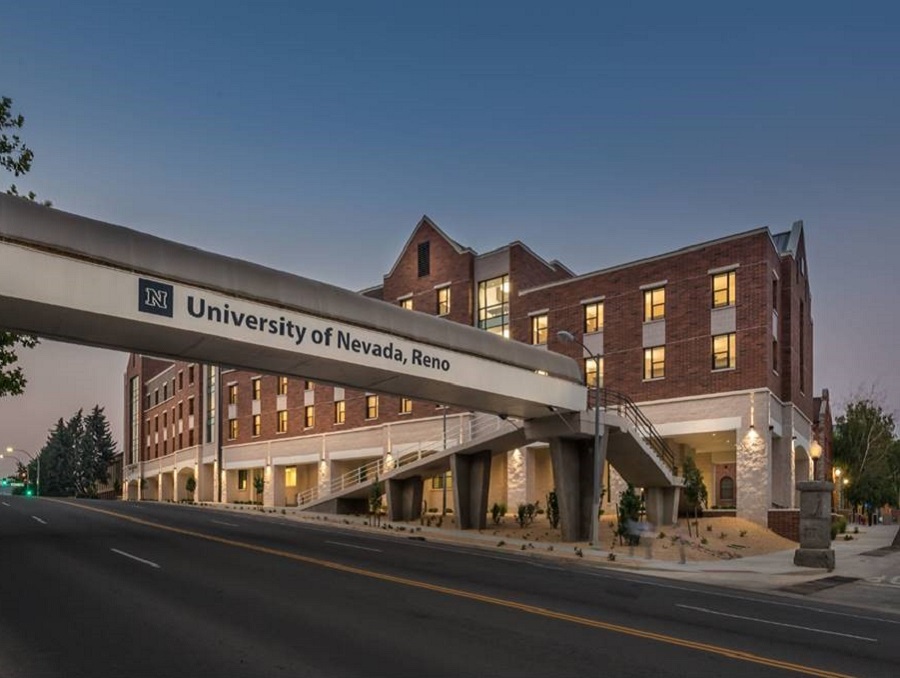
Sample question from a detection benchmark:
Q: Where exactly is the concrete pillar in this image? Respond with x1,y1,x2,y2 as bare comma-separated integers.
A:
451,451,492,530
794,480,835,570
263,465,275,507
386,476,424,522
645,486,680,526
173,471,181,503
549,437,593,542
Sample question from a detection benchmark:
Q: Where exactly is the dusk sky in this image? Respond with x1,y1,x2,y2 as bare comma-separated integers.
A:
2,1,899,471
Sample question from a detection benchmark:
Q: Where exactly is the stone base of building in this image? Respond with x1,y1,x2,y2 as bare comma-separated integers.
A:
793,547,835,571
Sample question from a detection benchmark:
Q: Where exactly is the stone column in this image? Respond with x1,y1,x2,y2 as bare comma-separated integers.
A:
451,451,492,530
794,480,835,570
645,486,680,526
506,448,528,509
548,437,593,542
386,476,424,522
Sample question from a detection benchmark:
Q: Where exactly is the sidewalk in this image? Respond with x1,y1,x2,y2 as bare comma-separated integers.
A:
213,502,900,605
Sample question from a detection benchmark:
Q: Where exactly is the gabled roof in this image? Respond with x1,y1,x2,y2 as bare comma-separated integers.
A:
384,215,475,279
772,220,804,257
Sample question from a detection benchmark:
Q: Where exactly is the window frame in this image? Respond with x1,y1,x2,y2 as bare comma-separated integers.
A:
252,414,261,437
583,302,604,333
334,400,346,424
251,378,261,401
531,314,548,345
712,271,736,309
228,418,239,439
365,394,379,420
399,397,412,414
277,410,288,433
304,405,315,429
643,346,666,380
712,332,737,370
643,287,665,322
436,286,451,316
228,384,238,405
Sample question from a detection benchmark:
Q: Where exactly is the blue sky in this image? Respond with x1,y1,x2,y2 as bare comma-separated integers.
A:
2,1,899,462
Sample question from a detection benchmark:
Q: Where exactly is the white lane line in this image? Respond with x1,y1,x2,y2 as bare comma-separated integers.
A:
210,519,240,527
2,501,10,506
676,604,878,642
110,548,161,569
32,516,47,525
326,540,382,553
585,571,900,625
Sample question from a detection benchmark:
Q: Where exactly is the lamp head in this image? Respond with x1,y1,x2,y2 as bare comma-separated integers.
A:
556,330,576,343
5,447,12,454
810,440,822,461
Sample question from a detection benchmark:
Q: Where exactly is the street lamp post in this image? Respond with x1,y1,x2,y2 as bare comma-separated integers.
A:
809,439,822,482
557,330,603,546
6,447,39,497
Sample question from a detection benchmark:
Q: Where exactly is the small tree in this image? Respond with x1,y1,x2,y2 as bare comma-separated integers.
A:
253,473,265,504
185,475,197,501
369,476,383,527
546,490,560,529
682,455,708,537
616,483,643,546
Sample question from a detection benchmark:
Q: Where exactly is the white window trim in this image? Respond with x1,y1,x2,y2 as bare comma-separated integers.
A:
640,280,667,291
580,295,605,305
707,264,740,275
527,308,550,317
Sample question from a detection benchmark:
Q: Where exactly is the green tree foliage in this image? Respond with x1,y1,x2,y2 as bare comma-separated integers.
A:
616,483,644,546
1,95,49,398
185,475,197,499
833,397,898,508
681,454,708,537
32,407,118,497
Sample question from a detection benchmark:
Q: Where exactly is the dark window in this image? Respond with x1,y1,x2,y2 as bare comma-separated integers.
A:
417,241,430,277
719,476,735,505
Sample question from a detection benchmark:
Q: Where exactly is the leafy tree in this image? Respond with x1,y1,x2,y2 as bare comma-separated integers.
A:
1,95,49,398
616,483,644,546
681,454,708,537
253,473,265,504
833,397,897,508
32,407,118,497
185,475,197,500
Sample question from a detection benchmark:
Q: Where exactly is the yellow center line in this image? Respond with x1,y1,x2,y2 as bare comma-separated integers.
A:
61,500,855,678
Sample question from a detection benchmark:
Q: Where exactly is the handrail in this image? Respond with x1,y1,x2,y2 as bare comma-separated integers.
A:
295,413,517,507
594,388,677,473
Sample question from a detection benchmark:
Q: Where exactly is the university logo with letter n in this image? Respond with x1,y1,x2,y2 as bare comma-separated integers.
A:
138,278,174,318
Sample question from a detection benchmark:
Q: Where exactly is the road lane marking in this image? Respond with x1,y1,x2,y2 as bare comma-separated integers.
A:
2,501,10,506
210,520,240,527
326,540,382,553
32,516,47,525
585,570,900,625
676,604,877,642
59,501,854,678
110,548,161,569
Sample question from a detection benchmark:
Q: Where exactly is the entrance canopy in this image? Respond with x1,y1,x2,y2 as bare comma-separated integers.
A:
0,196,585,419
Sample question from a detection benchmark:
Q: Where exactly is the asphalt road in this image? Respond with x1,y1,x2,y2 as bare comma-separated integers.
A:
1,497,898,678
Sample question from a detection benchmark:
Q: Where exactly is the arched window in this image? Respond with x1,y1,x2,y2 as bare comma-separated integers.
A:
719,476,735,506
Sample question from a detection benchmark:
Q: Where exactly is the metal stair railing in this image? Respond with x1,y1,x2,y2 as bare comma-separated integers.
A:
594,388,677,474
295,412,517,506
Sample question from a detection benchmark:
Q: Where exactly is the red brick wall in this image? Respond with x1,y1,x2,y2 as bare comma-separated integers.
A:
768,509,800,542
779,230,814,420
381,218,475,326
515,231,778,401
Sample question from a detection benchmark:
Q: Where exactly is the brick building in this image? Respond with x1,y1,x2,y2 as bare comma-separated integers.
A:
122,217,828,527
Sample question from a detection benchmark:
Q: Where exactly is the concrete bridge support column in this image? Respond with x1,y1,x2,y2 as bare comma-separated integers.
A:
451,451,492,530
645,486,680,527
549,437,593,542
386,476,424,522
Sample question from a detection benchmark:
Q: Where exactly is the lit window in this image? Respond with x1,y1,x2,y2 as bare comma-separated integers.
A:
228,418,239,439
228,384,238,405
400,297,413,310
238,469,248,490
478,275,509,338
643,288,665,322
251,378,261,401
584,302,604,333
712,333,736,370
252,414,261,437
277,410,288,433
431,473,453,490
400,397,412,414
285,466,297,487
304,405,315,428
643,346,665,380
531,314,548,345
278,377,288,395
366,395,379,420
437,287,451,316
334,400,346,424
712,271,736,308
584,357,603,388
304,380,314,391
